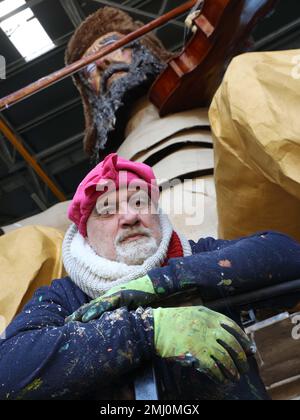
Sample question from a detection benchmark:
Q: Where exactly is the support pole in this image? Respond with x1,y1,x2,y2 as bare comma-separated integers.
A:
0,117,67,202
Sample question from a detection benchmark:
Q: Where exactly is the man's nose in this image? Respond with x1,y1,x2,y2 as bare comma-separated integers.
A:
96,50,123,71
95,56,112,71
119,208,141,228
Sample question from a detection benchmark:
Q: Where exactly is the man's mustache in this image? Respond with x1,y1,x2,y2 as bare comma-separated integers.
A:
116,227,151,245
101,63,131,93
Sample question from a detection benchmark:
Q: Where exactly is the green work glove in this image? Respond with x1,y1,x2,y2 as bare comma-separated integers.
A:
152,306,254,384
66,275,158,323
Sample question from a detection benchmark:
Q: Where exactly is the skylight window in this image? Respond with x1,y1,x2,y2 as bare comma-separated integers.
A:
0,0,25,18
0,0,55,62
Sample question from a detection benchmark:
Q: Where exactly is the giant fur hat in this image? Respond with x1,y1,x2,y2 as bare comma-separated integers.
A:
65,6,173,156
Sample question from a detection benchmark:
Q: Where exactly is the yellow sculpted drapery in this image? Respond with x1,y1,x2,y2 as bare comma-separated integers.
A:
209,49,300,242
0,226,66,332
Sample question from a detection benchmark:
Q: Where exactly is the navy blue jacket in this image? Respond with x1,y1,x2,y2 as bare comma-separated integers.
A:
1,231,300,400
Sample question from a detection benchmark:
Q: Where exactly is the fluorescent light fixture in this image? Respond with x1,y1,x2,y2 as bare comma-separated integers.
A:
0,0,55,62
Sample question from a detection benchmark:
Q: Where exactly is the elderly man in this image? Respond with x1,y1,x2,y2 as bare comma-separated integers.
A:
1,153,300,400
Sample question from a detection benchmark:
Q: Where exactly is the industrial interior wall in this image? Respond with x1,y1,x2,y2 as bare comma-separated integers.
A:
209,49,300,242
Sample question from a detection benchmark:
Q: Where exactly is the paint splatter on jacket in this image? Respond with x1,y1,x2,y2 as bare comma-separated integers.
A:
1,231,300,400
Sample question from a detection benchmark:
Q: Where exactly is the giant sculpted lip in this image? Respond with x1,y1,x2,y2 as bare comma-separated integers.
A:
106,71,128,89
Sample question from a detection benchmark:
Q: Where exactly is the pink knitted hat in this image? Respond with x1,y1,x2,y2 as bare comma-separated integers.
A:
68,153,159,236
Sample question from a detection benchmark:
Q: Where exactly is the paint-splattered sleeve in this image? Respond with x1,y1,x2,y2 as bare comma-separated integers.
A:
0,281,154,400
148,231,300,300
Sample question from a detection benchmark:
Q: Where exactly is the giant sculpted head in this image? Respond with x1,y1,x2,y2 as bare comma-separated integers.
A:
65,7,172,161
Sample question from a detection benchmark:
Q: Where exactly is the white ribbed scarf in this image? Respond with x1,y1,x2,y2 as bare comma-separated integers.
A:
62,211,192,299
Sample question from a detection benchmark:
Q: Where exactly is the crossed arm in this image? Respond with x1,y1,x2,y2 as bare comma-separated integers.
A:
68,231,300,323
0,281,153,400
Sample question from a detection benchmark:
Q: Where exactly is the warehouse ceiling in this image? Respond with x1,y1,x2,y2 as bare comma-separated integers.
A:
0,0,300,226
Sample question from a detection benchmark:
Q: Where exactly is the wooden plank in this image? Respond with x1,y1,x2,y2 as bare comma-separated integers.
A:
248,313,300,395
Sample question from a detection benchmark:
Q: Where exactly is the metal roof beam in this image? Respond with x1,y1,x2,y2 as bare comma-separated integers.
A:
92,0,185,28
59,0,85,28
255,17,300,50
2,132,84,176
0,115,67,201
16,97,81,134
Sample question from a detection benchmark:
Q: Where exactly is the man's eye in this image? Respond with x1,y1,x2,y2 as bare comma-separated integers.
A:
135,199,148,208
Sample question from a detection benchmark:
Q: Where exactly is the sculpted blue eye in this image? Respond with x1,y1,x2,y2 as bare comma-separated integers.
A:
86,63,97,74
100,35,120,46
102,39,117,46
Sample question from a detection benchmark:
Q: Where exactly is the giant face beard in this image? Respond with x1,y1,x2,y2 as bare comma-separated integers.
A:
80,42,166,162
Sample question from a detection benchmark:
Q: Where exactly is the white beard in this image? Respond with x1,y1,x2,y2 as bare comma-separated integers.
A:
62,210,192,299
115,236,159,266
